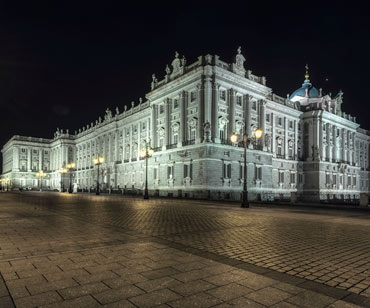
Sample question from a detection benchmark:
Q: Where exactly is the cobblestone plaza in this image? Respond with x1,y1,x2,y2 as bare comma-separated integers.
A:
1,193,370,307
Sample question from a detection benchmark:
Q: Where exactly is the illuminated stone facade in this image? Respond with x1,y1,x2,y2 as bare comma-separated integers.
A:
2,49,370,202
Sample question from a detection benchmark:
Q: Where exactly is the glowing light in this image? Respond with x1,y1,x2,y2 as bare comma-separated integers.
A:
230,133,238,143
255,128,263,139
93,156,104,165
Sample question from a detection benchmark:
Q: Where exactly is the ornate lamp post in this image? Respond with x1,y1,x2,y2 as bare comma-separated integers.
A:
66,163,75,193
230,128,263,208
93,157,104,195
36,170,46,191
140,141,154,200
59,168,67,192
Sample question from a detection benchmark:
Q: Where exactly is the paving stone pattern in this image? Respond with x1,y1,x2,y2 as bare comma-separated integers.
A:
0,192,370,307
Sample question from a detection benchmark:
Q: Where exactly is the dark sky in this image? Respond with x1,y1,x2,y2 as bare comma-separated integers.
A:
1,2,370,166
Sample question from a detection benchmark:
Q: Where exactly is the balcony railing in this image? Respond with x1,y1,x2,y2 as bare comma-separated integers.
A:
131,158,137,162
276,154,284,159
153,147,162,152
184,139,195,146
123,159,129,163
167,143,177,149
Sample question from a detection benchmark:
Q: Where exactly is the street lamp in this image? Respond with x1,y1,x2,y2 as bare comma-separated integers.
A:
230,128,263,208
140,141,154,199
59,168,67,192
93,156,104,195
36,170,46,191
66,163,75,193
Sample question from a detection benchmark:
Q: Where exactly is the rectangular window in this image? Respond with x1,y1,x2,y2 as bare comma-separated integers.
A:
290,172,296,184
21,148,26,153
220,90,226,101
353,176,356,186
174,134,178,144
326,173,330,184
236,96,242,106
223,162,231,178
159,138,164,147
266,114,270,122
348,175,351,186
168,165,174,179
184,164,192,179
278,118,282,126
190,129,196,141
278,171,284,183
252,101,256,110
289,121,293,129
333,174,337,185
255,166,262,180
159,105,164,114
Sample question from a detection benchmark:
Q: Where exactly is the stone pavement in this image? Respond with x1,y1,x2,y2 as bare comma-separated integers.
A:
0,192,370,307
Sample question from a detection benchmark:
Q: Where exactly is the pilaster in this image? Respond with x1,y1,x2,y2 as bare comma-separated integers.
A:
271,113,276,157
165,98,170,148
260,100,266,151
27,148,32,171
284,117,288,159
197,83,204,143
212,83,220,143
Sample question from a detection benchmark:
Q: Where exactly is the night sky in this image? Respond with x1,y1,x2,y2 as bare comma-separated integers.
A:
1,2,370,171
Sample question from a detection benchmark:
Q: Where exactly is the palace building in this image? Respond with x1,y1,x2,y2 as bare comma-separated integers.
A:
1,48,370,202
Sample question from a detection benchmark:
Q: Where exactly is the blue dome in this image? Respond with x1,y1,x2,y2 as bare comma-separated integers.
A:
289,79,319,99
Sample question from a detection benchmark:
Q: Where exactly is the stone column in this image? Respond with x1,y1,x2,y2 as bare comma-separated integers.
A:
165,99,170,148
319,120,324,161
204,76,212,138
27,148,32,171
244,94,251,137
151,105,157,148
197,83,204,143
39,149,43,170
137,124,141,160
115,131,119,162
341,129,346,163
284,117,288,159
229,88,235,137
260,100,266,151
332,125,337,162
179,91,186,146
271,113,275,156
212,83,220,143
327,124,332,162
294,120,298,159
147,118,150,143
122,130,126,162
313,116,320,161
